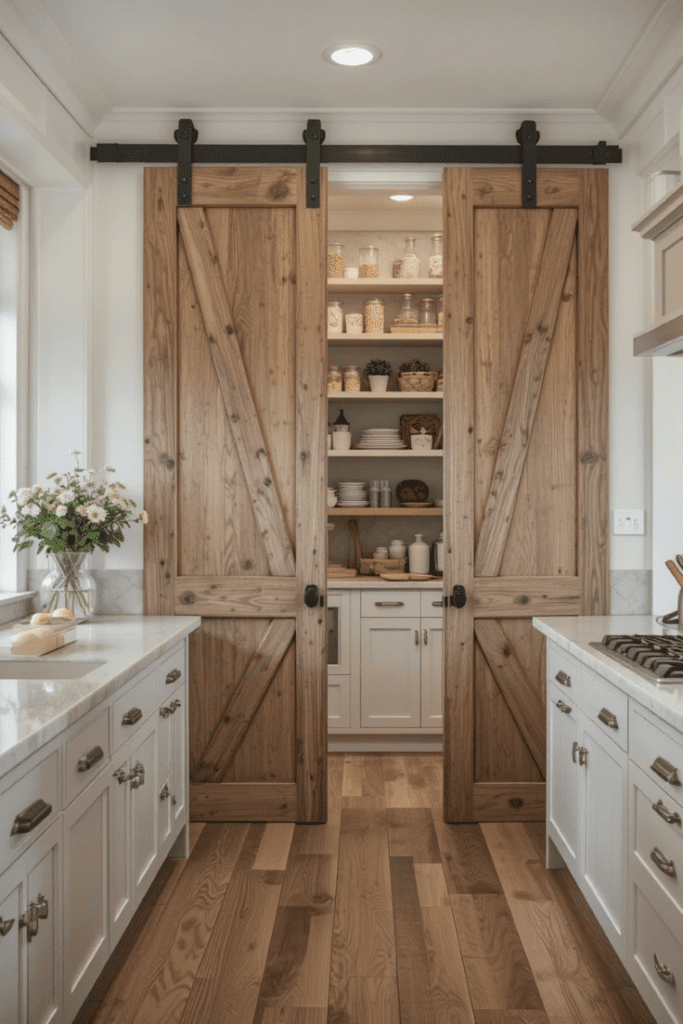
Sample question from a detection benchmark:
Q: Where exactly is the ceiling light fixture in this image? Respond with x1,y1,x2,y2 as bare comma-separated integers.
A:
323,44,382,67
390,194,414,202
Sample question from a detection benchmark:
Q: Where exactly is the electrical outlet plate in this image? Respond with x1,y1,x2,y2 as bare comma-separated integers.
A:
613,508,645,535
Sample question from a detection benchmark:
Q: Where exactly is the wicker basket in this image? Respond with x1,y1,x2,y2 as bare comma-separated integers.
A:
359,556,408,576
398,371,438,392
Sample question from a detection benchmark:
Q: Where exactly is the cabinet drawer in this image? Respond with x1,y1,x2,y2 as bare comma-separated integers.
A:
631,706,683,810
549,679,578,715
112,667,159,750
633,883,683,1024
421,591,445,617
157,644,185,697
361,591,420,618
581,667,628,751
64,708,110,806
328,675,351,729
632,763,683,918
546,642,580,699
0,748,60,869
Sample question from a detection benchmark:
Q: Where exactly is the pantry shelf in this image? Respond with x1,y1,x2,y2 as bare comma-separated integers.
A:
328,392,443,400
328,450,443,457
328,507,443,517
328,278,442,294
329,332,442,347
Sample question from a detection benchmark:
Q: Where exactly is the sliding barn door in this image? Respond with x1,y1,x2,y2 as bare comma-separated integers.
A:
443,168,608,823
144,167,327,822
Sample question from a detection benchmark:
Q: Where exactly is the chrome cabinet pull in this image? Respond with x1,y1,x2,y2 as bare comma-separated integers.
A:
555,671,570,687
376,601,404,607
113,766,129,784
130,761,145,789
11,798,52,836
556,700,572,714
578,746,588,766
19,894,47,943
432,600,443,607
598,708,618,729
77,745,104,772
415,630,419,646
653,799,682,826
0,917,15,937
170,699,181,711
654,953,676,986
423,630,428,646
159,783,170,801
651,757,682,786
165,668,181,685
159,705,173,718
122,707,143,726
572,741,579,763
651,847,676,877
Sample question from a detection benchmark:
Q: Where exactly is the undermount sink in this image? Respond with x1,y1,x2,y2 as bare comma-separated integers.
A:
0,660,106,680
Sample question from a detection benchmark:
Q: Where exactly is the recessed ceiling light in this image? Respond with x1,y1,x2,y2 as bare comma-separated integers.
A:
323,44,382,67
390,194,414,202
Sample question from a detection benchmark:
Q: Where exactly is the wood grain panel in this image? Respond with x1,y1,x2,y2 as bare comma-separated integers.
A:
387,808,442,863
421,906,477,1024
383,755,433,808
0,169,19,199
0,192,18,222
472,169,579,208
175,577,297,617
279,854,336,912
443,166,475,822
143,167,177,614
0,209,13,230
190,783,298,821
475,208,578,578
192,167,298,207
328,977,400,1024
295,166,328,822
481,823,553,902
473,1012,550,1023
578,169,609,615
389,856,435,1023
473,577,580,617
194,619,295,783
474,620,546,775
430,819,503,895
473,783,546,822
255,906,333,1015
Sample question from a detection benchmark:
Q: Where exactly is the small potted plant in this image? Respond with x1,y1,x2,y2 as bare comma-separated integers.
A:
365,359,392,393
398,359,438,392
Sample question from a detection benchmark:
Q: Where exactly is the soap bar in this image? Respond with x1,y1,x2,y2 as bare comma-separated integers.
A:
10,626,65,656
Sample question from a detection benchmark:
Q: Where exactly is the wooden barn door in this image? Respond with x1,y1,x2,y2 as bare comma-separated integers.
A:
144,167,327,822
443,168,608,823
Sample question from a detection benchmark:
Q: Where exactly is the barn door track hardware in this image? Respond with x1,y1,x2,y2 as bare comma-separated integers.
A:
90,118,621,209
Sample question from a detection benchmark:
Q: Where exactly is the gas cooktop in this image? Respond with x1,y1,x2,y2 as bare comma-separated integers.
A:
589,634,683,684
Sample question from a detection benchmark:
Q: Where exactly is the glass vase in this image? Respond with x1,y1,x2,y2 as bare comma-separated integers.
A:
40,551,97,621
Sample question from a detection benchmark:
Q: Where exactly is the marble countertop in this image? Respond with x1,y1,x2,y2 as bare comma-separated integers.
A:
0,614,201,778
533,615,683,732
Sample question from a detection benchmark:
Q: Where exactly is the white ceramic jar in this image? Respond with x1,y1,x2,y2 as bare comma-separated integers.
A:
408,534,430,574
389,539,407,558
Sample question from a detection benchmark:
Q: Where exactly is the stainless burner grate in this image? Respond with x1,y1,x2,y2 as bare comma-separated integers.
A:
589,634,683,683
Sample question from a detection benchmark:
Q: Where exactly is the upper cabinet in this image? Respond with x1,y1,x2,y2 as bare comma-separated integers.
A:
633,182,683,356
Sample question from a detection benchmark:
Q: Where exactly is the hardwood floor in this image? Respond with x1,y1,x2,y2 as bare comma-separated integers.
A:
80,755,655,1024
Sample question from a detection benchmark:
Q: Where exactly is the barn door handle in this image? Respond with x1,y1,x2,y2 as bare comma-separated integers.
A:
304,585,323,608
450,586,467,608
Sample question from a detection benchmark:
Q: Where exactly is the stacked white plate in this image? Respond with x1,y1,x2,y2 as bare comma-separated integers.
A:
337,481,368,507
356,428,406,450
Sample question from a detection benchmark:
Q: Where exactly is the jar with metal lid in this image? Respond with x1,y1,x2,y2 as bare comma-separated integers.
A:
393,292,419,328
395,236,420,278
328,365,343,392
343,366,362,392
419,296,437,325
436,295,443,328
359,245,379,279
327,300,343,334
429,233,443,277
328,242,345,278
364,297,385,334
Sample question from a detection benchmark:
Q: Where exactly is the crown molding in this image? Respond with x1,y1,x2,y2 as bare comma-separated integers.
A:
598,0,683,138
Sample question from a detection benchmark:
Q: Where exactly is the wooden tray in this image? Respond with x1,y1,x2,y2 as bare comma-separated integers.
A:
359,556,407,576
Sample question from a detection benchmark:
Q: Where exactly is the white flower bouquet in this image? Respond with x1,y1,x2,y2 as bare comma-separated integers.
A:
0,451,147,617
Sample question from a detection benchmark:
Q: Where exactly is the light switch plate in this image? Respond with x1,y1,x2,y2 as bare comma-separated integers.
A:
613,509,645,535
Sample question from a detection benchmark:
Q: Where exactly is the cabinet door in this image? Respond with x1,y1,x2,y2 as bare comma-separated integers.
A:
0,871,23,1024
63,766,110,1022
360,618,421,728
327,591,350,676
109,752,133,949
171,693,187,828
25,820,62,1024
547,687,580,874
581,718,627,954
421,617,443,728
130,717,159,904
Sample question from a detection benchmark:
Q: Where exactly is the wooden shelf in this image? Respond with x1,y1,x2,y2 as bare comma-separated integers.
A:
328,507,443,516
329,332,442,347
328,278,442,294
328,392,442,401
329,449,443,457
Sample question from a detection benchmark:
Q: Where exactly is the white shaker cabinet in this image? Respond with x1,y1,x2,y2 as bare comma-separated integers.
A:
360,617,422,728
421,617,443,728
547,682,580,875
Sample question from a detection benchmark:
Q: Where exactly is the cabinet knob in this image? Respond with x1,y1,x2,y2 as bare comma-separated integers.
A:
654,953,676,986
572,741,579,763
165,668,182,685
424,629,428,646
19,894,47,943
170,699,181,711
160,783,171,801
0,917,15,937
578,746,587,766
77,745,104,772
159,705,173,718
651,847,676,878
130,761,145,788
652,799,682,826
555,700,571,714
555,671,571,687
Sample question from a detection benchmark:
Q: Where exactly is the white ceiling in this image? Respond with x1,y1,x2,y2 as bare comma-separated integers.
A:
4,0,667,130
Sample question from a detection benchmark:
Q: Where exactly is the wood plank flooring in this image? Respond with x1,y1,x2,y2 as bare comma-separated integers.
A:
80,755,654,1024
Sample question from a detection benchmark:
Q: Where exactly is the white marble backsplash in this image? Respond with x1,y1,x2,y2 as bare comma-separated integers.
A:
29,569,144,615
609,569,652,615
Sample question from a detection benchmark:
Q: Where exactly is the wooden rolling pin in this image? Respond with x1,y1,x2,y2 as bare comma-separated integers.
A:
666,559,683,588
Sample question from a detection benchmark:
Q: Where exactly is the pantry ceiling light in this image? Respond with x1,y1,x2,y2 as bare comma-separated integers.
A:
390,195,414,202
323,44,382,67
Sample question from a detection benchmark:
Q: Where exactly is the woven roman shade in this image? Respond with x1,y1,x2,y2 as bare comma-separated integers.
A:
0,169,19,231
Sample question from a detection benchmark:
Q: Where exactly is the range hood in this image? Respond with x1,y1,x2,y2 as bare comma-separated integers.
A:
632,182,683,357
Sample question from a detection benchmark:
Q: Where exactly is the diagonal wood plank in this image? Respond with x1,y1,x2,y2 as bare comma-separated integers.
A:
178,206,296,577
474,621,545,775
193,619,296,783
475,208,578,577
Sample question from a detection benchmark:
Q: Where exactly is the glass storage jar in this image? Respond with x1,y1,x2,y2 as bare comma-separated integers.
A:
328,365,343,392
328,242,345,278
436,295,443,327
359,245,379,278
393,292,419,328
429,233,443,277
343,366,362,392
364,297,385,333
419,297,437,325
327,300,343,334
395,236,420,278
